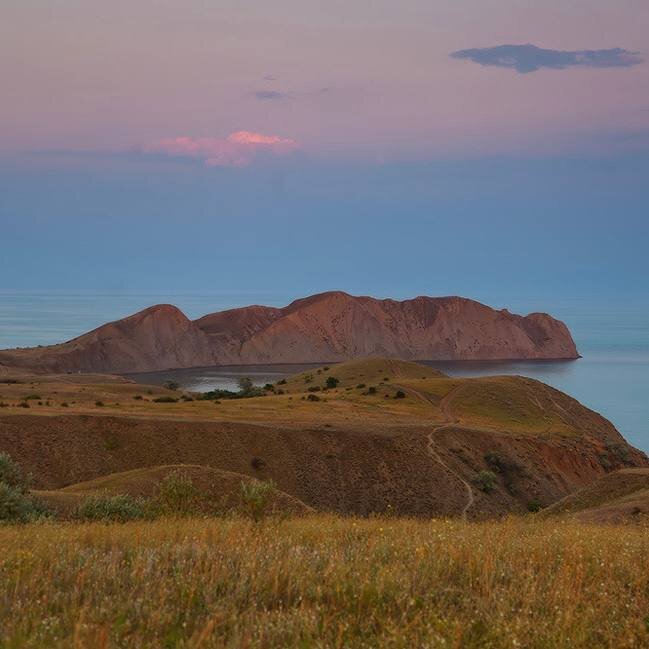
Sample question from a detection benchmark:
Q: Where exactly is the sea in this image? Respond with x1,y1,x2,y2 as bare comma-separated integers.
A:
1,289,648,452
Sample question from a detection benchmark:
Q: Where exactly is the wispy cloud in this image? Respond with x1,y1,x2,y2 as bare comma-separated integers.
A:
451,44,644,74
253,90,291,101
142,132,299,167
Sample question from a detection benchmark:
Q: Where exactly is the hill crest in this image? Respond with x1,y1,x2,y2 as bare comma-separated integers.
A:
0,291,579,373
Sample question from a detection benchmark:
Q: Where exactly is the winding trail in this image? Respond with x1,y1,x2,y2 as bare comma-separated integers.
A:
394,382,476,521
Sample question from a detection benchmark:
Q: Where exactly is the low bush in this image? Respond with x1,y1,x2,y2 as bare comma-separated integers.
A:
394,390,406,399
73,494,147,523
153,396,178,403
307,394,321,402
163,380,179,391
0,483,50,523
325,376,339,389
474,470,497,493
152,471,199,516
0,452,30,492
0,453,49,523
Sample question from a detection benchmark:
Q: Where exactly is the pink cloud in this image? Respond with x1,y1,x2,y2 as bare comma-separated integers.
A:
142,131,298,167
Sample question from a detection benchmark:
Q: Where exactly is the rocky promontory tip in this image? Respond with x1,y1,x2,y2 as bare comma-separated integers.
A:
0,291,580,374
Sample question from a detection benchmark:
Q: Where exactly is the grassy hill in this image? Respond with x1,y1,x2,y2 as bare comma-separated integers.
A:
1,358,646,518
35,464,311,519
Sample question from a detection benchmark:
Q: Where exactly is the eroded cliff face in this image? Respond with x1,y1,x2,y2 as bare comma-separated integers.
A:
0,292,579,373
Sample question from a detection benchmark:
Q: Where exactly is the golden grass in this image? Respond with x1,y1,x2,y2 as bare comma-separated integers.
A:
1,516,648,648
0,368,585,435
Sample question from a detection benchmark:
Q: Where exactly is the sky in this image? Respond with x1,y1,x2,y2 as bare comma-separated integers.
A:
1,0,648,303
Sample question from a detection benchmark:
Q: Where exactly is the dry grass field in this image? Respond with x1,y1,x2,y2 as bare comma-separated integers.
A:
0,358,617,435
1,515,648,648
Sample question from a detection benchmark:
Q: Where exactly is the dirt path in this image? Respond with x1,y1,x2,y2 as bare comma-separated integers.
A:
395,382,475,520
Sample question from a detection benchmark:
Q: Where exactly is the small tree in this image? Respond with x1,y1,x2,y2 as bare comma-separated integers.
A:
240,479,276,522
238,377,254,395
325,376,339,389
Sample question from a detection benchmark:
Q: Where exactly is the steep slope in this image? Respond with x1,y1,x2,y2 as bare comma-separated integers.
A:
541,469,649,523
0,292,579,374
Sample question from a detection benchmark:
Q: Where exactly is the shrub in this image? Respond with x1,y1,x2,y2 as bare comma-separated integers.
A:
325,376,339,389
0,453,30,493
474,470,497,493
238,377,254,394
133,395,143,400
277,379,287,385
0,403,8,408
239,479,276,521
0,483,50,523
484,452,503,472
394,390,406,399
251,456,265,470
18,402,30,409
61,402,69,407
307,394,320,402
0,453,48,523
73,494,147,523
153,396,178,403
598,454,612,470
199,389,237,400
307,386,321,392
163,380,179,391
24,394,41,401
527,501,544,513
367,386,377,395
153,471,199,516
263,383,274,391
356,383,366,389
95,401,105,407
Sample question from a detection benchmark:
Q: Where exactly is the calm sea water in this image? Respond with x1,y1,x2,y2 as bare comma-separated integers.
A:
1,290,648,452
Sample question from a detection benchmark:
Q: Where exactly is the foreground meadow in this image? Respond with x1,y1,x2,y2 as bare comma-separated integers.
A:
1,516,648,648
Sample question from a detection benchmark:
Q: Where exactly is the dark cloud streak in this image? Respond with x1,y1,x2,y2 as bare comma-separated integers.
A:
451,44,643,73
253,90,291,100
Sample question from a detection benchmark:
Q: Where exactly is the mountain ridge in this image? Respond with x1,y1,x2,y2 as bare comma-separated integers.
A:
0,291,580,374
